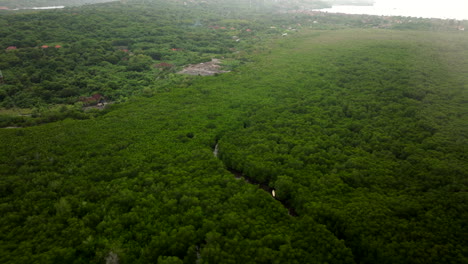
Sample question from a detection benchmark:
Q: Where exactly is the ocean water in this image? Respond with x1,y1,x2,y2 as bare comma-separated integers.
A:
315,0,468,20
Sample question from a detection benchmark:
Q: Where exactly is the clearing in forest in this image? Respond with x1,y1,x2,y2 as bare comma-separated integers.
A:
177,58,230,76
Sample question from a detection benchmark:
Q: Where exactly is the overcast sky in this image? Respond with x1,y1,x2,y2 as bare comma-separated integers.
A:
375,0,467,8
322,0,468,20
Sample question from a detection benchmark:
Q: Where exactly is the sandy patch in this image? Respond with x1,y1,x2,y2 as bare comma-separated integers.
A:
178,58,230,76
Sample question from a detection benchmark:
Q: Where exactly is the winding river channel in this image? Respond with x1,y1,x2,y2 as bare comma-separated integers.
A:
213,143,297,217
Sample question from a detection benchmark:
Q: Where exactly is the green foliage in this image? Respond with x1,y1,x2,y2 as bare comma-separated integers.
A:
0,2,467,264
217,29,468,264
0,1,271,111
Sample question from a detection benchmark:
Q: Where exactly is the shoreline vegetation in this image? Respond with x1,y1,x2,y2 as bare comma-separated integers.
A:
0,1,467,263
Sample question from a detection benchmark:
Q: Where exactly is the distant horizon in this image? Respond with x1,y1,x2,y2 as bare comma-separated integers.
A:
319,0,468,20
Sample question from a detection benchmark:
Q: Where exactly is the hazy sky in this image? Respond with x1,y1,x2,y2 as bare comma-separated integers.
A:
322,0,468,20
375,0,467,9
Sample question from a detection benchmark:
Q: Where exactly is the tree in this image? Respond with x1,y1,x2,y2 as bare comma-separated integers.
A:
127,55,153,72
274,175,294,201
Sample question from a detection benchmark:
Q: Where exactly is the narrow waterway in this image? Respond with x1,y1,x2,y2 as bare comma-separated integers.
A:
214,143,297,217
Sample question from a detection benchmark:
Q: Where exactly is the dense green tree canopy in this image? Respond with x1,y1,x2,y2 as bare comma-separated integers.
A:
0,1,467,263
